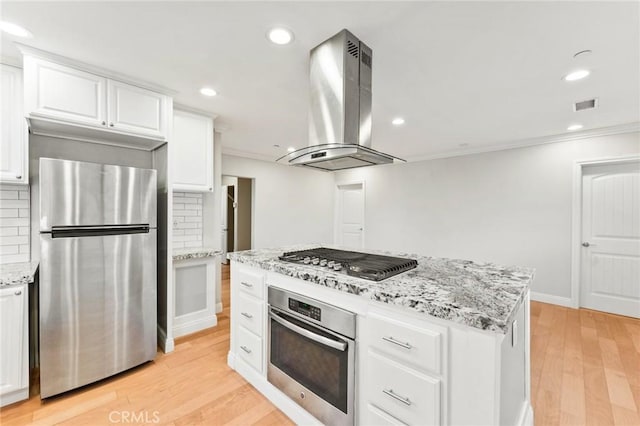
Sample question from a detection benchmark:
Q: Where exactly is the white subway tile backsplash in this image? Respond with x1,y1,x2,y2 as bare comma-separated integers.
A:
0,186,30,264
172,192,203,250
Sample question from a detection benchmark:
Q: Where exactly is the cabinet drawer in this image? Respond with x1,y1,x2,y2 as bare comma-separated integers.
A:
236,268,265,299
366,351,440,426
367,312,443,375
237,326,262,373
238,292,264,337
364,403,409,426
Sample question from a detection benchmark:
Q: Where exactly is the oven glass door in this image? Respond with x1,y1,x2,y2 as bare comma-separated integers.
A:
269,309,350,413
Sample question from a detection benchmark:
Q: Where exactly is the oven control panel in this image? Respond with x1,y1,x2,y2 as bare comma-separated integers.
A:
289,298,321,321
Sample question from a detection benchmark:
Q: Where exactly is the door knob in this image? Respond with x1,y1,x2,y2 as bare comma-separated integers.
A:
582,242,590,247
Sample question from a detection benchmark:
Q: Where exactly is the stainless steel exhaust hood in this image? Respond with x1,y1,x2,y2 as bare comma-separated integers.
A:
277,29,404,171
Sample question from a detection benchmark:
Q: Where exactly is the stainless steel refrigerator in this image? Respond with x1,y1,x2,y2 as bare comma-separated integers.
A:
39,158,157,398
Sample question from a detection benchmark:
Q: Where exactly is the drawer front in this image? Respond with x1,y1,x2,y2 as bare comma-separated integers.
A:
367,312,443,375
238,292,264,337
236,268,265,300
237,326,263,373
366,351,440,426
363,403,409,426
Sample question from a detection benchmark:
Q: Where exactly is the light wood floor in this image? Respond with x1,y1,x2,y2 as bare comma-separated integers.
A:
1,266,638,425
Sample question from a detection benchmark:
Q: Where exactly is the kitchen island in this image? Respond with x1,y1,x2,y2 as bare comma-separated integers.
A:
227,246,534,426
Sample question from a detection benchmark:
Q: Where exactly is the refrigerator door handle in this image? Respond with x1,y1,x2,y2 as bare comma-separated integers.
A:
51,224,150,238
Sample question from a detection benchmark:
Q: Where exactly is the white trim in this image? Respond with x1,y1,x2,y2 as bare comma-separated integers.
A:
216,302,223,313
157,326,175,353
406,122,640,163
16,43,176,95
530,291,573,308
222,147,277,163
570,154,640,309
173,103,218,121
334,180,366,248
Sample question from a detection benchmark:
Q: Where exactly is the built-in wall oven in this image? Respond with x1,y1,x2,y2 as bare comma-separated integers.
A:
268,286,356,425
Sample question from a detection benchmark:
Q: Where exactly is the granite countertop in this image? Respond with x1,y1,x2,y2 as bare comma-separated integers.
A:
228,246,535,334
173,247,222,262
0,261,39,287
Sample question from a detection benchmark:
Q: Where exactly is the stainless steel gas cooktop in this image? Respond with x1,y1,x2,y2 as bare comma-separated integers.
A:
279,247,418,281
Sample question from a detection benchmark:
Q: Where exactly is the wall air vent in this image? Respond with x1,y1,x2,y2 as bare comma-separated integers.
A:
574,98,598,112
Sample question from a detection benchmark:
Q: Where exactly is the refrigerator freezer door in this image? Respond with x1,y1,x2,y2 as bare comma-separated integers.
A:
39,158,157,231
39,230,157,398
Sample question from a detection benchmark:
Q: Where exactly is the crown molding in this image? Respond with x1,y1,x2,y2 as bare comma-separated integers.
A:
406,122,640,163
173,103,218,120
16,43,178,96
222,147,279,163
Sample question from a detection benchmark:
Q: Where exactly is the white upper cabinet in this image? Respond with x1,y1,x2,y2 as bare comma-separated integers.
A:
172,109,214,192
24,56,107,127
107,80,167,138
0,64,28,184
22,50,172,150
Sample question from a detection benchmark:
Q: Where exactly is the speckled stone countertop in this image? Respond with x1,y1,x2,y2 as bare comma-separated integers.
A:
173,247,222,262
0,261,39,287
228,246,534,334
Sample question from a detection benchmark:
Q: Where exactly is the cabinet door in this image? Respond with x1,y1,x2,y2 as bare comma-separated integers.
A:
0,64,27,184
172,110,214,192
24,56,107,127
0,286,25,396
107,80,167,139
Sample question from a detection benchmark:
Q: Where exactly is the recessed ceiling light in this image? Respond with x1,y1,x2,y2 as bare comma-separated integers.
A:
392,118,405,126
567,124,583,131
0,21,33,38
199,87,217,97
287,147,296,152
267,28,294,45
563,69,590,82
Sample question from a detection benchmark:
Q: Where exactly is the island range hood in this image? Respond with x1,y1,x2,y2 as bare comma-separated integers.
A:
277,29,404,171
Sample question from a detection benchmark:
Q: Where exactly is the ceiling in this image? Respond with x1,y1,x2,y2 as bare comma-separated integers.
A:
2,1,639,162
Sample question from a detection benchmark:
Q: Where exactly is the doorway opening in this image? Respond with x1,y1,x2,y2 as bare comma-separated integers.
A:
221,175,253,263
334,182,365,249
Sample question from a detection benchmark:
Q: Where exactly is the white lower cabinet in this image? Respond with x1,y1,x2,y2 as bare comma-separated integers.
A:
366,351,440,426
230,263,266,376
237,325,263,373
0,284,29,407
173,257,217,338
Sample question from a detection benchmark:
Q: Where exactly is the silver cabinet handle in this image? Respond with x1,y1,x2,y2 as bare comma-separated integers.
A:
382,336,413,349
14,290,22,296
15,175,22,180
240,345,251,354
582,242,596,247
383,389,412,406
109,122,114,127
240,281,253,288
101,121,106,126
241,312,253,319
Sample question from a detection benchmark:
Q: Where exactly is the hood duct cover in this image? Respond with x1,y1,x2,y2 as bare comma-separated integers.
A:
277,29,404,171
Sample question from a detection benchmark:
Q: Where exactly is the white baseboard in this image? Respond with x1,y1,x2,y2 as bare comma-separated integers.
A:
530,292,573,308
516,402,534,426
157,326,175,353
216,302,223,313
173,315,218,339
0,388,28,407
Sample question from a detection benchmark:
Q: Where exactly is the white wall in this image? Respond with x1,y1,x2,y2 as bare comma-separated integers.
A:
221,154,334,248
335,131,640,301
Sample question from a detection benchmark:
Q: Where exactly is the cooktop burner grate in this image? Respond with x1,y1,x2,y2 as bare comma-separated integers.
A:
279,247,418,281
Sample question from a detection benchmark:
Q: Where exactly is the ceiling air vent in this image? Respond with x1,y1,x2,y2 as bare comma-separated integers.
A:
347,39,359,58
574,98,598,112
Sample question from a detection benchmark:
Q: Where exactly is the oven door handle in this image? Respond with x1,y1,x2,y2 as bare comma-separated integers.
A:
270,311,348,352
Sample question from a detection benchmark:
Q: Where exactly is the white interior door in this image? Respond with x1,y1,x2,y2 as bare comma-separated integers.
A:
580,161,640,318
336,183,364,249
221,185,228,264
